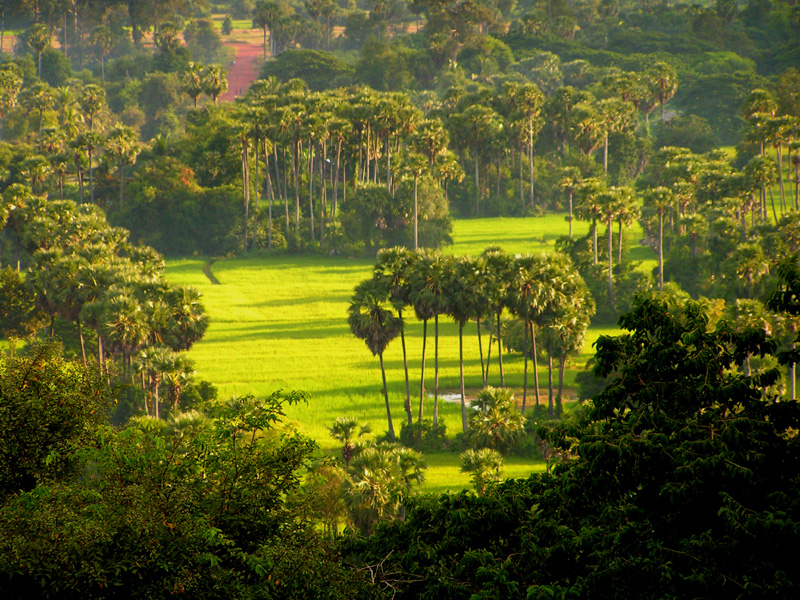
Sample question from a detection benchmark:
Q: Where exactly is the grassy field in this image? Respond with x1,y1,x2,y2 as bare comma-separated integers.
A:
165,215,657,492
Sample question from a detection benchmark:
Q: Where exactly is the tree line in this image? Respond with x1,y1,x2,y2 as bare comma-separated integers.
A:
349,246,594,441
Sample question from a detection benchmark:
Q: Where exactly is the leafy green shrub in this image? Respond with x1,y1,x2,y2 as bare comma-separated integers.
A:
400,418,447,452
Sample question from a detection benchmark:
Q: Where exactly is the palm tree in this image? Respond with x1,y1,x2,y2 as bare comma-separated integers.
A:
460,448,503,494
90,25,113,82
79,84,106,132
104,125,140,208
373,247,414,425
481,248,513,386
329,417,372,466
507,254,549,412
400,151,428,250
558,166,581,238
25,23,50,78
253,0,282,59
182,62,205,107
201,65,228,104
348,279,402,441
410,250,450,426
644,186,674,292
574,177,605,265
447,256,488,433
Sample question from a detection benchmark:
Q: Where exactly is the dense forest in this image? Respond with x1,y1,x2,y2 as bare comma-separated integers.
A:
1,0,800,597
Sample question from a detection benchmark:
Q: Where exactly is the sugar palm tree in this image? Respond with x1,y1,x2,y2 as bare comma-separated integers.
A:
575,177,605,265
373,247,414,425
410,250,450,426
447,256,488,432
104,125,140,208
329,417,372,466
460,448,503,495
348,279,402,441
643,186,674,291
481,248,513,386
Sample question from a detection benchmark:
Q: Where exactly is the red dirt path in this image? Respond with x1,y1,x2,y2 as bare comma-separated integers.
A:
221,41,263,102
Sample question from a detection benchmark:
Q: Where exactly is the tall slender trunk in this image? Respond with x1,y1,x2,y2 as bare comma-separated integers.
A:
777,144,786,213
603,131,608,174
568,191,573,237
474,154,480,216
308,143,315,242
418,319,428,423
591,217,598,265
617,219,624,264
379,353,395,441
399,310,412,426
433,314,439,427
253,138,260,251
557,355,566,400
119,158,125,208
293,141,300,232
413,174,419,250
89,150,95,203
459,321,468,433
531,321,540,409
607,216,614,310
477,318,486,386
519,151,524,208
386,136,391,191
522,318,529,414
658,210,664,292
77,318,86,367
497,312,505,386
264,140,274,249
332,139,341,221
528,130,534,206
547,355,554,416
242,140,250,251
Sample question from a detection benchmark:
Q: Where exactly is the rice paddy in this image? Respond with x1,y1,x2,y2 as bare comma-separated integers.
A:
165,215,657,491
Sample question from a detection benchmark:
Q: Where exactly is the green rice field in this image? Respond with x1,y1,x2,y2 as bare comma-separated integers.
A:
165,215,657,493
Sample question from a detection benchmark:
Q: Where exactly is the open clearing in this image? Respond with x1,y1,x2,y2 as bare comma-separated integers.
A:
166,215,656,492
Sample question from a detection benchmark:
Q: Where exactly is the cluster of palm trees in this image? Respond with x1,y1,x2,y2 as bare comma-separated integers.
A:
181,62,229,107
233,80,461,251
348,246,595,442
319,417,426,535
0,69,141,209
0,184,208,418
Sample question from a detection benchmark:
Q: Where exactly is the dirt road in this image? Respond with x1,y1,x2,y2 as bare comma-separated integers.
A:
221,40,263,102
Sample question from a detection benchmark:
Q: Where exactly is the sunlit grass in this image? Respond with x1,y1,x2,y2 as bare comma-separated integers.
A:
165,215,651,491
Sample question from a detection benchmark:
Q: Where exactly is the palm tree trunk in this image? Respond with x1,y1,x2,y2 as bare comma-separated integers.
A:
309,144,315,243
529,127,535,206
558,354,566,400
603,131,608,174
777,144,786,213
399,309,412,426
592,218,598,265
568,191,573,237
433,314,439,427
418,319,427,423
530,321,541,409
293,141,300,232
607,216,614,310
617,219,624,264
459,321,467,433
547,355,554,416
474,154,480,216
658,210,664,292
413,174,418,250
332,139,341,221
379,353,395,441
497,312,505,387
522,318,529,414
77,318,86,367
519,152,524,209
264,141,274,249
477,318,486,386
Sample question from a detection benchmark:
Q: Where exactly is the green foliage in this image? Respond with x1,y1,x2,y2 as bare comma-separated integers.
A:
465,386,526,456
400,418,448,452
348,292,800,598
0,344,109,501
460,447,503,494
260,49,354,91
0,389,379,598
